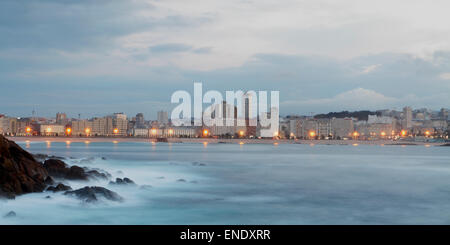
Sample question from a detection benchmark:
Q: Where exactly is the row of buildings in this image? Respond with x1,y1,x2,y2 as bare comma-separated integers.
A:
0,107,449,140
282,107,449,140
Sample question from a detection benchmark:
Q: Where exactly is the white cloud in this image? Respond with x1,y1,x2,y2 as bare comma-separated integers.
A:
112,0,450,70
361,64,382,74
282,88,398,111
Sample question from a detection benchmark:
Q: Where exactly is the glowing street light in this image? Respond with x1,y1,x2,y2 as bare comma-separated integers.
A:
425,130,431,137
309,131,316,138
113,128,119,134
352,131,359,139
66,128,72,136
203,129,209,137
26,127,32,134
46,127,52,133
381,131,386,137
85,128,91,135
168,129,174,136
151,128,157,136
239,130,245,137
401,130,407,137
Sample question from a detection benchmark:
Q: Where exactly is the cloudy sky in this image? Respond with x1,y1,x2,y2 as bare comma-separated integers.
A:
1,0,449,119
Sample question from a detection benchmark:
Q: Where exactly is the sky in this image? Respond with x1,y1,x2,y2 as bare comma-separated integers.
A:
0,0,450,119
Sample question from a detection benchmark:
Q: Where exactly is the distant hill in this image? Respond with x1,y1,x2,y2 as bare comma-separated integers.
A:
314,110,380,121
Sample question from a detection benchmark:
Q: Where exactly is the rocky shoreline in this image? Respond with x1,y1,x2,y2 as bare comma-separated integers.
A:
0,135,132,205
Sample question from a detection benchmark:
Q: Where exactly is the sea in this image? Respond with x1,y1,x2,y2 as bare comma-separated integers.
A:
1,140,450,224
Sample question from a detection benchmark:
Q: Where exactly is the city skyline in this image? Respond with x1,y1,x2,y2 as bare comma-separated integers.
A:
1,0,450,117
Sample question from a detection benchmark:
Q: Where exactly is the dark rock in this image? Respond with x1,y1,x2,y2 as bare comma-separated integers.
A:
85,169,110,180
0,135,49,199
101,157,107,160
177,179,187,182
46,183,72,192
44,176,54,185
66,166,88,180
43,159,110,181
43,159,69,178
64,186,124,203
4,211,16,218
45,195,51,199
109,177,136,186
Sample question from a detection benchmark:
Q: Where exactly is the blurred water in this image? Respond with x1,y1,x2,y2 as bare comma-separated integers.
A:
1,141,450,224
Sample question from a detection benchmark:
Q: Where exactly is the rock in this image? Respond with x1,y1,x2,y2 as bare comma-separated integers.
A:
66,166,88,180
45,195,51,199
85,169,110,180
46,183,72,192
0,135,49,199
43,159,69,178
64,186,124,203
109,177,136,186
44,176,54,185
4,211,16,218
101,157,107,160
43,159,110,181
177,179,187,182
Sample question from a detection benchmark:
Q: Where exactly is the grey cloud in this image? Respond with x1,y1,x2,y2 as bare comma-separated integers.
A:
149,43,193,53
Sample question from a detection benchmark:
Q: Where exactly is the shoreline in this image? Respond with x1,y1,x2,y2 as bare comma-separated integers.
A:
7,136,447,146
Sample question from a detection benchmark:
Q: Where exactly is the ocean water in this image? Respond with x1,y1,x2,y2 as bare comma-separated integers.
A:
1,141,450,224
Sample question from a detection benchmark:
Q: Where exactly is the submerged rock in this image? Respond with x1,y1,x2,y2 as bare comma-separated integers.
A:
4,211,16,218
46,183,72,192
0,135,49,199
43,159,110,181
109,177,136,186
177,179,187,182
64,186,124,203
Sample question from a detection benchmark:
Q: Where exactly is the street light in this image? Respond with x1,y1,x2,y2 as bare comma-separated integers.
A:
85,128,91,136
309,131,316,139
26,127,32,134
239,130,245,137
401,130,407,137
113,128,119,134
203,129,209,137
66,128,72,136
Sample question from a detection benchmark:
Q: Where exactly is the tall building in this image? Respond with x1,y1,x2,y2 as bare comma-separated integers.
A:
157,111,169,125
331,118,354,139
113,113,128,136
402,107,412,129
56,112,68,125
135,113,145,128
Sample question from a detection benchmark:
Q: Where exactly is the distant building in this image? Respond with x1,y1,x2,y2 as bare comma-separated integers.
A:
402,107,413,129
40,124,65,136
113,113,128,136
72,120,93,136
56,112,68,125
157,111,169,125
331,118,354,139
135,113,145,128
132,128,149,137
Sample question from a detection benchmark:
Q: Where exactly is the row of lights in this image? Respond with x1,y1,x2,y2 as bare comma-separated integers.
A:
305,129,432,139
